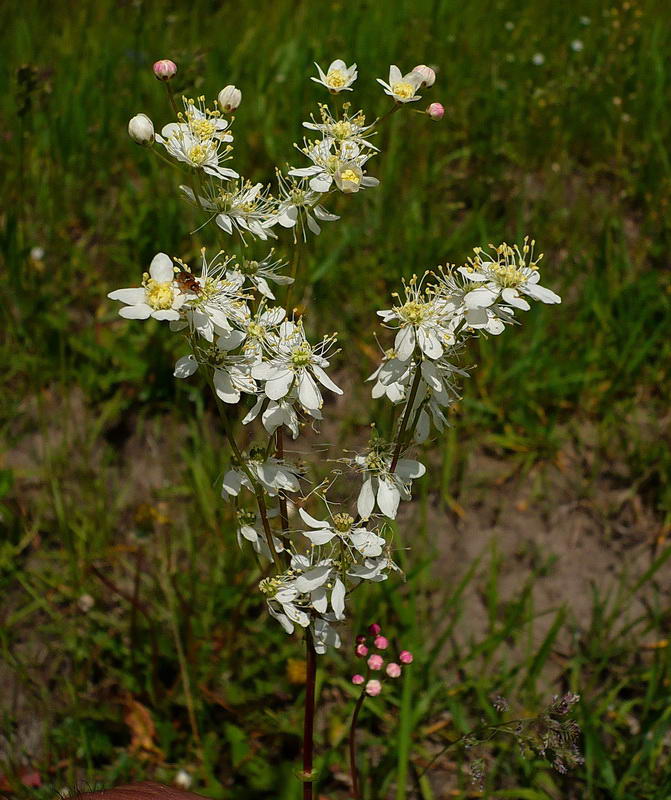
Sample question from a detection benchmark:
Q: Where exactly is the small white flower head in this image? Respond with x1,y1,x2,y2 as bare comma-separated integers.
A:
377,65,423,104
377,273,456,362
232,251,293,300
303,103,379,151
236,507,284,561
413,64,436,88
274,172,339,241
172,250,251,341
128,113,154,145
299,507,386,559
571,39,584,52
218,84,242,113
353,441,425,519
222,449,302,499
153,59,177,81
312,59,358,93
155,96,238,180
108,252,186,321
532,52,546,66
251,319,342,413
367,348,413,403
181,179,278,242
459,237,561,311
289,138,379,195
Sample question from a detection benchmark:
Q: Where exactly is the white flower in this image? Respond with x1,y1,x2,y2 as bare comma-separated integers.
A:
303,104,379,151
532,53,545,66
173,253,250,342
234,304,286,359
299,507,386,558
311,59,357,93
156,96,238,180
289,138,379,195
354,446,425,519
376,65,423,103
174,333,256,404
347,553,399,585
108,252,186,321
243,396,301,439
311,616,342,654
274,172,339,240
128,113,154,145
236,508,284,561
368,350,413,403
181,180,278,242
459,238,561,311
218,84,242,113
222,452,301,499
377,274,457,361
252,320,342,413
571,39,584,52
231,252,293,300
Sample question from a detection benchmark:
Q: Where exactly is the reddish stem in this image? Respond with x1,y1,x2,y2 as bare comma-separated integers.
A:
348,689,367,798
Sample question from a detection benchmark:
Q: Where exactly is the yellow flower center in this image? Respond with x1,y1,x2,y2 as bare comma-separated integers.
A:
400,300,428,325
188,144,211,165
392,81,415,100
145,279,174,310
333,513,354,533
247,321,265,339
331,120,353,139
189,118,217,139
326,69,347,89
290,343,312,368
491,263,526,288
365,451,386,472
339,169,360,185
326,154,340,172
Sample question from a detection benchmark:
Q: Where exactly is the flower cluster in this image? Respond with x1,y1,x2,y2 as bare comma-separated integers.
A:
112,58,561,655
351,622,413,696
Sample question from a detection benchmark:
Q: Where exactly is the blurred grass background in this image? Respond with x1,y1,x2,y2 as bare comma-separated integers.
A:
1,0,671,798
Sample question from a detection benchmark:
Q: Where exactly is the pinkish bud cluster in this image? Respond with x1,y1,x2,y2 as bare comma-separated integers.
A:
349,624,414,693
153,59,177,81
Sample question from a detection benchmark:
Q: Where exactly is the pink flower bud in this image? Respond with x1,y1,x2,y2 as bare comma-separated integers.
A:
386,662,402,678
356,635,367,644
355,644,369,658
413,64,436,88
365,679,382,697
426,102,445,121
153,59,177,81
352,674,365,685
367,654,384,671
374,635,389,650
368,623,382,635
399,650,414,664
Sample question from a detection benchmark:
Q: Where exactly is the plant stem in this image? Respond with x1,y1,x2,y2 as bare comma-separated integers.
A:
276,428,290,534
303,629,318,800
348,688,367,798
165,82,180,117
390,362,423,473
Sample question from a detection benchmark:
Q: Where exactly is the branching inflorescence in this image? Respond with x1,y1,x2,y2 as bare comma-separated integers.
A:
116,57,565,795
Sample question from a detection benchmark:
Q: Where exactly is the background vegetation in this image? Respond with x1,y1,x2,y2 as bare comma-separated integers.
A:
1,0,670,798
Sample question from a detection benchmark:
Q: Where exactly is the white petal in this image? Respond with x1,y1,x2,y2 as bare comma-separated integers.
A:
312,364,342,395
465,287,498,308
108,287,145,305
293,565,332,593
299,508,331,529
395,459,426,480
119,304,152,319
523,283,561,304
357,478,376,520
377,478,400,519
265,369,295,400
149,252,174,282
214,369,241,403
174,354,199,378
331,578,346,619
298,371,322,411
395,326,416,361
312,587,328,614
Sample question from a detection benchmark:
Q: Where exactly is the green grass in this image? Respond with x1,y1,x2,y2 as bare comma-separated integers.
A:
1,0,671,797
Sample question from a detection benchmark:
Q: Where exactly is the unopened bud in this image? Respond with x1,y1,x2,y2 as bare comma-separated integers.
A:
153,59,177,81
128,113,155,145
218,84,242,113
351,674,365,685
355,643,369,658
374,635,389,650
399,650,414,664
174,770,192,790
367,654,384,670
386,662,402,678
413,64,436,88
426,102,445,121
365,679,382,697
368,622,382,635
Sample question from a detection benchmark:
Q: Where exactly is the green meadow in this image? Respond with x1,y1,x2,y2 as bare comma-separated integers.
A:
1,0,670,798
